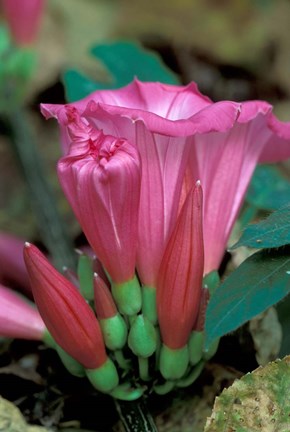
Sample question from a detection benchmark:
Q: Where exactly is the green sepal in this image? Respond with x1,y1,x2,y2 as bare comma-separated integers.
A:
188,331,204,365
128,315,157,358
42,329,56,349
142,285,157,324
159,344,189,380
77,253,94,301
100,314,127,350
203,270,220,296
203,338,220,360
110,383,145,401
86,357,119,393
112,275,142,316
176,361,204,388
153,380,175,395
43,330,85,377
56,345,85,377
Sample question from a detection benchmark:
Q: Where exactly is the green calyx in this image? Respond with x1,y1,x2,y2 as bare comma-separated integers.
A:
42,329,56,349
110,383,145,401
100,313,127,350
176,360,204,388
159,344,189,380
128,315,157,358
203,338,220,360
77,253,94,301
86,357,119,393
112,275,142,316
56,345,85,377
142,285,157,324
42,330,85,377
189,330,204,365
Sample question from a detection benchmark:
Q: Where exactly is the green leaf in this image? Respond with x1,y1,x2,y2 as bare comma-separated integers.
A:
63,40,179,102
246,165,290,211
205,248,290,349
232,204,290,250
204,356,290,432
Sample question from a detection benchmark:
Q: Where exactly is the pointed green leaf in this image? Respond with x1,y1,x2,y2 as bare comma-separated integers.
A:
205,249,290,349
204,356,290,432
246,165,290,211
232,204,290,250
63,41,179,102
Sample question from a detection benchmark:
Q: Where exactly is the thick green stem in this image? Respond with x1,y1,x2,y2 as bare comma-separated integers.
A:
4,108,76,270
138,356,150,381
114,399,158,432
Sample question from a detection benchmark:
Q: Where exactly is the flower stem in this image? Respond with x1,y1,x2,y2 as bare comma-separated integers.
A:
114,399,158,432
138,356,150,381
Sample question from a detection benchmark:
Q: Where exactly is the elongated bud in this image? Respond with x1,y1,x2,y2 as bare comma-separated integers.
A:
94,274,127,350
23,243,107,369
0,283,45,340
157,181,204,350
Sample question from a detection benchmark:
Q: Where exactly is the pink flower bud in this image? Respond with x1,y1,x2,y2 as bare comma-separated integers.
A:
0,283,45,340
57,117,141,284
23,243,107,369
157,181,204,349
94,274,117,319
2,0,44,45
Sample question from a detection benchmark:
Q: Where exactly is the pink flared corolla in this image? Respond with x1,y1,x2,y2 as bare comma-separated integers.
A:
24,243,107,369
57,114,141,284
0,283,45,340
41,80,290,282
2,0,44,45
157,182,204,349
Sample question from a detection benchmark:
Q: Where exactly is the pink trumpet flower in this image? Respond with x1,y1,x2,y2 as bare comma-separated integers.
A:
24,243,107,369
157,181,204,349
41,80,290,285
2,0,44,45
0,283,45,340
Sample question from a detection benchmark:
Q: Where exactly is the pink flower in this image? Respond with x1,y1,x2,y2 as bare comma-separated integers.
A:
157,182,204,349
41,80,290,284
0,232,31,293
24,243,107,369
188,101,290,274
2,0,44,45
0,283,45,340
57,115,141,284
